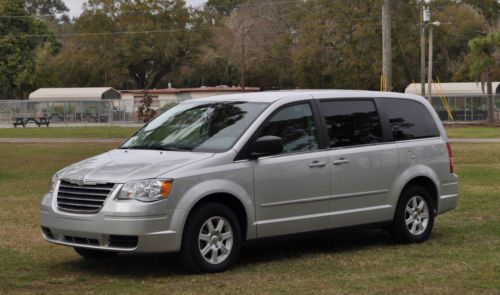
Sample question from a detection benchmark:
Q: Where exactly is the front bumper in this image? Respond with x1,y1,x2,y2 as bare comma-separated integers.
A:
39,191,186,253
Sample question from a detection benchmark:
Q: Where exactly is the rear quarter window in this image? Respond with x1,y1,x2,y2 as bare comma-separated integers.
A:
319,100,383,147
379,98,440,140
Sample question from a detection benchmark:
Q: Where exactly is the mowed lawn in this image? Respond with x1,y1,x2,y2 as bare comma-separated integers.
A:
0,127,139,139
0,125,499,139
445,126,500,138
0,142,499,294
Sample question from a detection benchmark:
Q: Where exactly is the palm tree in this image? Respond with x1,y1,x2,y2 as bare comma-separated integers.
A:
468,32,500,123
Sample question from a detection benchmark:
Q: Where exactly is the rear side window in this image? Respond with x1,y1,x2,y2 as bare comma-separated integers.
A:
379,98,440,141
320,100,383,147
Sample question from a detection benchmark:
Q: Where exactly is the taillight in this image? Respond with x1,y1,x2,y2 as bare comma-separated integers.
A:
447,143,454,174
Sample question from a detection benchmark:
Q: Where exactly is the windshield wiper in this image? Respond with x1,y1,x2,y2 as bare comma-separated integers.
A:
153,145,193,151
119,145,192,151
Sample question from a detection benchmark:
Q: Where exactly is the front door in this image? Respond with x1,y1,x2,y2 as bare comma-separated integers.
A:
253,102,331,238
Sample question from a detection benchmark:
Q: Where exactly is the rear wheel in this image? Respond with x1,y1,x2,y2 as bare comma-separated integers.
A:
390,185,435,243
180,203,241,273
74,247,118,259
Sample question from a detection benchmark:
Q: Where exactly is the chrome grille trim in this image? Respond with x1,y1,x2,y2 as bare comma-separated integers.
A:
56,180,116,213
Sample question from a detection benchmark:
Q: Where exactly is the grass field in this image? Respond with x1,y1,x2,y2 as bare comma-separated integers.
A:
445,126,500,138
0,125,499,139
0,127,139,139
0,142,499,294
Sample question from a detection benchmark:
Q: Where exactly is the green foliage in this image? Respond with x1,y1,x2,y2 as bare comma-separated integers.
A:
466,31,500,122
468,31,500,82
137,92,157,123
462,0,500,25
24,0,68,20
198,0,492,91
291,0,382,89
0,0,56,99
1,0,497,96
63,0,203,90
206,0,245,16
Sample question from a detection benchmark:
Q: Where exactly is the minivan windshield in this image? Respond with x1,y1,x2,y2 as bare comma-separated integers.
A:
121,101,269,152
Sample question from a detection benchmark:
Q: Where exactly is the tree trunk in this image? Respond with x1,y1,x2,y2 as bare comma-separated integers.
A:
487,72,495,123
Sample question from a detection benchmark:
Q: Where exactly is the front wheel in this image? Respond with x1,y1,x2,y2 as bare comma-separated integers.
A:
180,203,241,273
390,185,435,243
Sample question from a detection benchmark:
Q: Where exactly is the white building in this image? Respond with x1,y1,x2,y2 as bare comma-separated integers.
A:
29,87,121,101
405,82,500,121
405,82,500,96
120,86,260,109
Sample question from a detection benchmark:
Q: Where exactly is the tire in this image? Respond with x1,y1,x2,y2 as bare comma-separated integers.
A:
74,247,118,259
390,184,435,243
180,203,242,273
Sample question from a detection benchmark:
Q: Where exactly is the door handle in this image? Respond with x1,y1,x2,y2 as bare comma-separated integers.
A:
333,158,350,165
309,161,326,168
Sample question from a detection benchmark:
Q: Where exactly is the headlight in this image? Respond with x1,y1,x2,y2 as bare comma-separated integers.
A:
49,174,58,193
118,179,173,202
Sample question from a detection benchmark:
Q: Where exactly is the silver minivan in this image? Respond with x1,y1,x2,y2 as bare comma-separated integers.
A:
40,90,458,272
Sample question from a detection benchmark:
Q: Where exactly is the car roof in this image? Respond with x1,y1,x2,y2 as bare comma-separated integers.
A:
186,89,425,103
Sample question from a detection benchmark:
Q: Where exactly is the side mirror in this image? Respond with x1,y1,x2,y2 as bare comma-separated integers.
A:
251,136,283,158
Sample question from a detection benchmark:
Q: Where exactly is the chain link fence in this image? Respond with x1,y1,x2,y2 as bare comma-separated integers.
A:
430,95,500,121
0,95,499,124
0,99,177,124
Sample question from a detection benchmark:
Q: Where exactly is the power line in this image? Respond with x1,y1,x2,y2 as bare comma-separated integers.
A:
0,0,311,19
193,0,306,10
2,0,361,19
0,15,386,39
0,27,213,39
0,21,429,39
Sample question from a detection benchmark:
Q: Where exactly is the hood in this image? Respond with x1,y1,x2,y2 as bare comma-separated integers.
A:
58,149,214,183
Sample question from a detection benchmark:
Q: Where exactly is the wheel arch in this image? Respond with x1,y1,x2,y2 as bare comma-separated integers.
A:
186,192,249,243
401,176,439,210
391,165,441,215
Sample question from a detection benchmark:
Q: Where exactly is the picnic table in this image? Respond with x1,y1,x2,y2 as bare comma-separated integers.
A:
12,117,26,127
12,114,50,127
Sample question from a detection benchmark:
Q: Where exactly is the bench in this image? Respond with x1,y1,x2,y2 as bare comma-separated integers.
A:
36,116,50,127
12,117,26,128
12,115,50,127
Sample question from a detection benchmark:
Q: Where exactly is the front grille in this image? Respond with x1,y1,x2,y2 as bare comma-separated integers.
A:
57,180,116,213
64,235,100,246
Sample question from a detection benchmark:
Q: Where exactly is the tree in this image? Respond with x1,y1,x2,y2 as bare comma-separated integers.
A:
0,0,56,99
467,32,500,123
68,0,200,90
206,0,245,16
31,0,497,93
25,0,69,22
137,91,157,122
462,0,499,25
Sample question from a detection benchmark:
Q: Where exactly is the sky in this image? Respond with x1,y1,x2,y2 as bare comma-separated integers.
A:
63,0,208,17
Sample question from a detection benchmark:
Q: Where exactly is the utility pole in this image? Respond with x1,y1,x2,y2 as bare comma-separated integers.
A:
427,24,434,101
382,0,392,91
420,1,429,97
427,16,441,102
240,23,246,92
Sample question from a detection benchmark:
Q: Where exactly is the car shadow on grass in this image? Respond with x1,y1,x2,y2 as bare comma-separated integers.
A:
54,228,401,277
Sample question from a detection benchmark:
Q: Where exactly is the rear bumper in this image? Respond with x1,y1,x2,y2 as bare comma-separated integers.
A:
39,192,186,253
437,174,459,215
